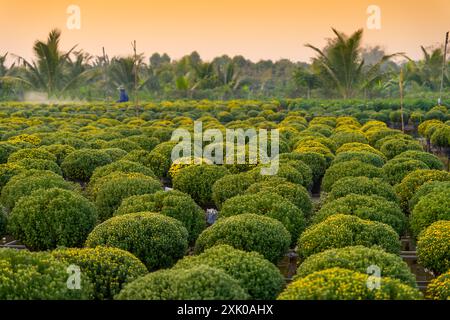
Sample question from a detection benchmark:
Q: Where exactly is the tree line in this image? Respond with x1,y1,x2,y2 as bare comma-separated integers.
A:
0,28,448,101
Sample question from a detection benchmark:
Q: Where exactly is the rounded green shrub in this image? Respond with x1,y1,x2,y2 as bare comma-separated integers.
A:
395,169,450,212
85,212,188,271
94,173,162,221
426,270,450,300
278,153,313,188
122,149,152,167
13,158,62,175
128,135,160,151
8,148,57,163
148,141,178,177
336,142,386,160
0,163,25,191
101,148,128,161
8,188,97,250
1,170,76,211
212,172,256,209
331,130,368,147
174,245,284,299
245,178,312,217
173,164,230,207
220,191,306,241
313,194,406,235
115,265,248,300
0,143,18,164
327,176,399,203
291,152,328,183
297,214,401,259
331,151,385,168
90,160,157,185
195,214,290,263
61,149,112,181
40,144,75,165
417,221,450,275
409,181,450,211
0,249,93,300
395,150,444,170
278,268,422,300
379,139,423,159
321,161,382,192
52,247,148,300
115,190,206,242
410,191,450,238
295,245,416,287
104,138,142,152
382,158,429,185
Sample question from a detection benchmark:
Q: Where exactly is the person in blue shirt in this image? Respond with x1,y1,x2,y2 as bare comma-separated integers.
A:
117,86,129,103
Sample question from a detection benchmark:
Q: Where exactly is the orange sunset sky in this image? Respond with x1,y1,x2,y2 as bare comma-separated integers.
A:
1,0,449,63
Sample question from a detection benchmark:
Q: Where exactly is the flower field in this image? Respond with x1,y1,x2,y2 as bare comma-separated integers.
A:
0,99,449,300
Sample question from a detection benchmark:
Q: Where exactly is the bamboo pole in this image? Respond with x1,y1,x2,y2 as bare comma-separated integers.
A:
399,68,405,133
438,32,449,106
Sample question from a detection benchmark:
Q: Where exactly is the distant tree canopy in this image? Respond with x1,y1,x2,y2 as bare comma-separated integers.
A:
0,28,448,101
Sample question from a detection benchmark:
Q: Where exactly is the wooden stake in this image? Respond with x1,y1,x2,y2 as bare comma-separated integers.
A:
438,32,449,106
399,68,405,132
132,40,139,115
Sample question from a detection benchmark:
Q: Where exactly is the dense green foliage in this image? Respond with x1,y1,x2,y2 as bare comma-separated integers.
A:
85,212,189,270
195,214,291,263
416,221,450,274
174,245,284,299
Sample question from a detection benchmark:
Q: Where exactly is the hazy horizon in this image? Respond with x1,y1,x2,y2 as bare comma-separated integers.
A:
1,0,449,64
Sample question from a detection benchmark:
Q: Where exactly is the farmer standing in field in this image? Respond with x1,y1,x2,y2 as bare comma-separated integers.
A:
117,85,129,103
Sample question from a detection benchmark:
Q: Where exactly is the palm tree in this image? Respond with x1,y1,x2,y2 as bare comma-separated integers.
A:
306,28,398,98
293,66,319,99
407,46,448,90
17,29,78,96
109,55,145,93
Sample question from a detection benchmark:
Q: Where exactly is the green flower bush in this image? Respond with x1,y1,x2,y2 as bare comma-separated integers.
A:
295,246,416,287
8,148,57,163
0,163,25,191
330,130,368,147
244,178,312,216
85,212,188,270
211,172,256,208
61,148,112,181
0,143,18,163
194,214,291,263
8,188,97,250
297,214,401,259
115,190,206,242
277,268,422,300
102,148,128,161
321,161,383,192
313,194,406,235
417,221,450,275
94,173,162,221
336,142,386,160
326,176,399,203
0,249,93,300
90,160,157,185
331,151,385,167
278,153,313,188
52,247,148,300
394,150,444,170
426,270,450,300
173,164,230,207
379,139,423,159
39,144,75,165
395,169,450,212
148,141,178,177
220,191,306,241
291,152,328,183
128,135,160,151
409,181,450,211
410,191,450,238
115,265,248,300
122,149,152,167
104,138,142,152
174,245,284,299
13,158,62,175
1,170,76,211
382,158,429,185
